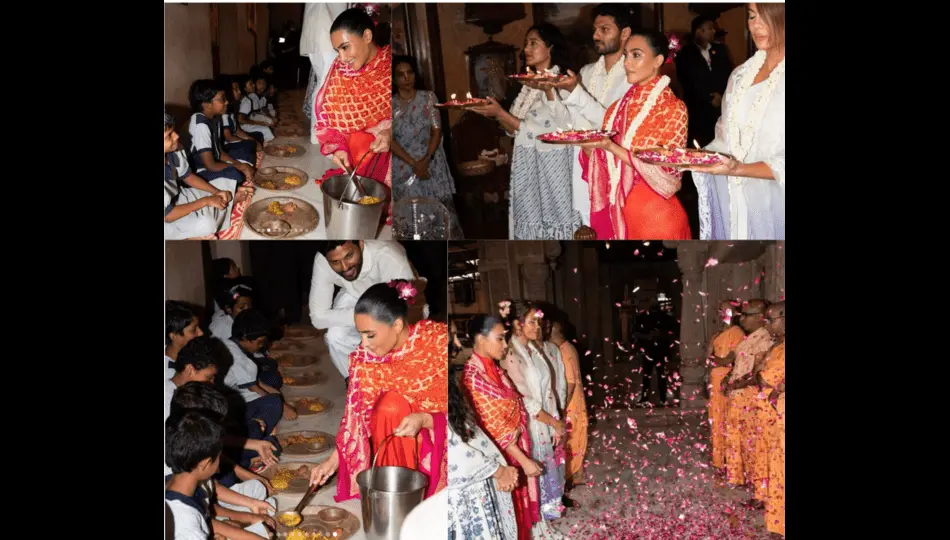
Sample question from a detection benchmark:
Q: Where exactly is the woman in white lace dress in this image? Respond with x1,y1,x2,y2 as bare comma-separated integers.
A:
470,24,582,240
690,3,785,240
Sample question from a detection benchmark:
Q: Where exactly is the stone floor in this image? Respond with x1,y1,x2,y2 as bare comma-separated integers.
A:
240,90,392,241
548,406,772,539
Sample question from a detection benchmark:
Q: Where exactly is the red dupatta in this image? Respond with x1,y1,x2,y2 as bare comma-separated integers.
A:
334,319,448,501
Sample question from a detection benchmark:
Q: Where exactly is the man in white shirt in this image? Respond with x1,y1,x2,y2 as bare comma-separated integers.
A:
553,4,634,229
309,241,415,378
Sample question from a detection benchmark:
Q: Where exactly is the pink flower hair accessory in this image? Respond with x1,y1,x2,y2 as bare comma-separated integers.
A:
388,280,417,305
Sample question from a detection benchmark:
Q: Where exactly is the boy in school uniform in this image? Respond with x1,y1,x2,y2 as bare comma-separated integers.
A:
255,76,277,119
165,109,238,240
239,76,277,139
164,411,221,540
220,76,266,158
265,81,278,117
187,79,256,189
165,338,279,471
165,301,203,380
167,381,278,540
223,309,297,446
247,75,276,127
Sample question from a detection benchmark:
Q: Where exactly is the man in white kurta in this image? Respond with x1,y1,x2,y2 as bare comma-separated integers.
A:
308,241,415,378
553,6,634,227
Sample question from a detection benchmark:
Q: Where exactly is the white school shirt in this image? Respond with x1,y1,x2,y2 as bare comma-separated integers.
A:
558,56,632,225
223,339,262,403
308,241,416,330
209,311,233,341
164,378,177,477
165,488,212,540
164,149,191,217
165,354,176,379
188,113,222,173
239,96,254,116
248,93,262,112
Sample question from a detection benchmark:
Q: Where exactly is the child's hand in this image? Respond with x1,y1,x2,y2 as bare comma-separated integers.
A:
215,190,232,205
256,475,275,496
248,498,275,515
203,195,227,210
242,511,277,530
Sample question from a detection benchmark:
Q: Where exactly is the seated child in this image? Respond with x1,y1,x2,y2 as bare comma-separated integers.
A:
222,309,297,443
164,109,237,240
239,75,277,134
252,75,277,126
221,76,268,152
168,353,279,476
165,301,204,379
187,79,257,189
164,411,221,540
210,284,253,340
264,80,277,117
168,379,278,539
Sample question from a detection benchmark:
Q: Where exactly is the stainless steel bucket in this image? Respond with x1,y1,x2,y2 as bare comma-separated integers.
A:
320,173,391,239
355,434,428,540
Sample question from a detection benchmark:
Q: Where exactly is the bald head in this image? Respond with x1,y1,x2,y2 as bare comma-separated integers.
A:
740,299,769,332
718,299,738,325
766,301,785,338
766,301,784,320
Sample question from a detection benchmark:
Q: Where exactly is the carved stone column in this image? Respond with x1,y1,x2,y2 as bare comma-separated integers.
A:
478,241,515,312
667,241,710,410
514,242,550,302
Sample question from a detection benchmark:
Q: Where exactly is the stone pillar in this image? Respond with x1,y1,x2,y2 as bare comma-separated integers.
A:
514,241,551,302
764,242,785,302
666,241,710,409
477,240,516,313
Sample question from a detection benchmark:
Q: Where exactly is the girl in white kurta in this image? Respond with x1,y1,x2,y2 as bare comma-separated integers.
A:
690,4,785,240
504,309,566,523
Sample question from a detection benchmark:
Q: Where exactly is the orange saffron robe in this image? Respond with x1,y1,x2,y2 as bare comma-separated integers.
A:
709,325,745,469
559,341,588,482
759,342,785,535
725,327,774,490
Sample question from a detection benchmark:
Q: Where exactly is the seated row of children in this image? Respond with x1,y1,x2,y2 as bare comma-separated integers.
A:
165,298,300,538
163,71,280,240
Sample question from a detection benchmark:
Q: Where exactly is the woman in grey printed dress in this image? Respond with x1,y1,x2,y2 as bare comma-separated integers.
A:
391,55,464,239
470,24,582,240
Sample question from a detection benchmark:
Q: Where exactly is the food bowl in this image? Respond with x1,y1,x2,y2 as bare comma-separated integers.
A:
317,508,347,524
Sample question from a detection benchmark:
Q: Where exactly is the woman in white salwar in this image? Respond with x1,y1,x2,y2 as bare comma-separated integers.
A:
448,365,519,540
503,303,567,525
690,3,785,240
470,25,582,240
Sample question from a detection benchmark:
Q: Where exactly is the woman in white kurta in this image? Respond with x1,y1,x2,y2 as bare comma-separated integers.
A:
690,3,785,240
470,25,582,240
503,305,566,523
